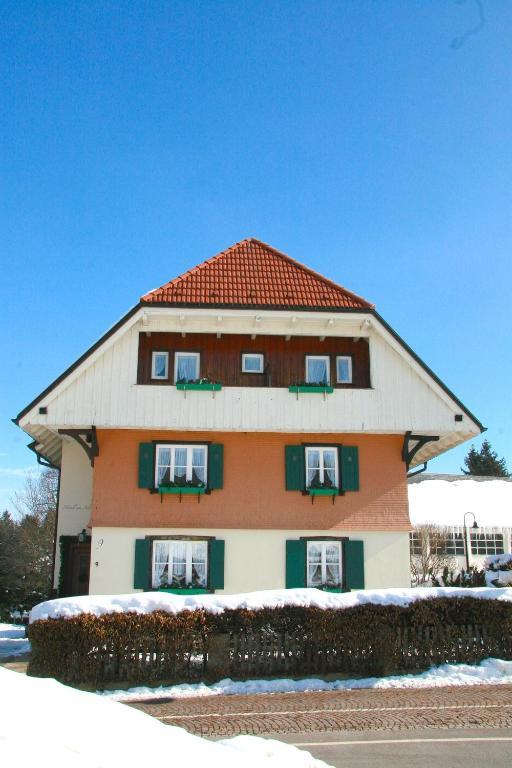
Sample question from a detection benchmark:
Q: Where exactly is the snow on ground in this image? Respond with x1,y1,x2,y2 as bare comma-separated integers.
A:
0,667,329,768
101,658,512,702
408,476,512,527
0,623,30,659
30,586,512,622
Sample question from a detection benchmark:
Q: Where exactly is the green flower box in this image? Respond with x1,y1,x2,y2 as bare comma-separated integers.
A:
288,385,334,394
158,485,206,495
176,382,222,391
308,487,339,496
157,587,209,594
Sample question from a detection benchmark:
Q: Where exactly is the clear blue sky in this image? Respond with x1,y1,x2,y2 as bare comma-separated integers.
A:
1,1,511,512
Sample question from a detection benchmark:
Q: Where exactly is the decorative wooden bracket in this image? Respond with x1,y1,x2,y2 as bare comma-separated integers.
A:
58,427,99,467
402,431,439,472
27,440,60,471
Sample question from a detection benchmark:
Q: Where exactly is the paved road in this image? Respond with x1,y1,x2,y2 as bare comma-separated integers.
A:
129,683,512,737
279,728,512,768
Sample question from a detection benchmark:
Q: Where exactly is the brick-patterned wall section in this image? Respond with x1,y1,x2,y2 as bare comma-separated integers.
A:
91,430,409,530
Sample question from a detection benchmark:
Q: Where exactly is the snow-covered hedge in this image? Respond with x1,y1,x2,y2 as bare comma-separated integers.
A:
29,586,512,622
27,588,512,686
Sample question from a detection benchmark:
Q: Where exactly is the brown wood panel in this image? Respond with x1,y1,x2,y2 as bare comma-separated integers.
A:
137,333,371,388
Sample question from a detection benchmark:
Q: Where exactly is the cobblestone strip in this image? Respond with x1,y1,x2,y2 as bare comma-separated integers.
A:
128,684,512,737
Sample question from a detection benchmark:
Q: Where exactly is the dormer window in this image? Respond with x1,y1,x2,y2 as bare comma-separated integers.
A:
242,353,264,373
151,352,169,380
174,352,200,383
305,355,330,385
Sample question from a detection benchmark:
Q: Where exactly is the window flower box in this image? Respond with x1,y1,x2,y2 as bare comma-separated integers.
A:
288,385,334,394
308,487,339,496
176,380,222,392
158,485,206,495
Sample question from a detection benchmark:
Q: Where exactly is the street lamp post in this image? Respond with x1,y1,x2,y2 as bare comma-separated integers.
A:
463,512,479,572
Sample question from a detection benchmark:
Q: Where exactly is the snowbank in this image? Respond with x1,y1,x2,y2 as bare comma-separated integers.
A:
0,667,328,768
0,623,30,659
30,586,512,623
102,658,512,702
408,477,512,527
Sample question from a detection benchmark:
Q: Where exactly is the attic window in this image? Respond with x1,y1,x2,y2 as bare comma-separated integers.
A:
151,352,169,380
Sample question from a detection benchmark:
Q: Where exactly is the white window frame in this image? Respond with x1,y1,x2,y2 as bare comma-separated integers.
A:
336,355,353,384
152,539,208,589
151,351,169,380
305,355,330,385
470,531,505,556
305,446,339,488
306,540,342,588
155,444,208,487
174,351,200,383
241,353,264,373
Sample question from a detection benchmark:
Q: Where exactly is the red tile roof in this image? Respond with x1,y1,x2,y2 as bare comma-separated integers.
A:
141,239,373,311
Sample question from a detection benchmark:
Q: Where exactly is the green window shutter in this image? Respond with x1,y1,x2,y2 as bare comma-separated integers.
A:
344,540,365,590
208,539,225,590
208,444,224,490
340,446,359,491
286,539,306,588
138,443,154,489
134,539,151,589
285,446,305,490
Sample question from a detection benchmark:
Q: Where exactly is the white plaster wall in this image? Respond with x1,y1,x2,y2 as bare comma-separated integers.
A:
88,527,411,595
53,440,93,588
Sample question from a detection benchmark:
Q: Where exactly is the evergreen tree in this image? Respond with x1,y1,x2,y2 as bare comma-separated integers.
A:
0,469,58,616
462,439,510,477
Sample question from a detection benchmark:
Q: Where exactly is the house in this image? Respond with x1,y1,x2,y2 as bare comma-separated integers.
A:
15,239,484,596
408,473,512,575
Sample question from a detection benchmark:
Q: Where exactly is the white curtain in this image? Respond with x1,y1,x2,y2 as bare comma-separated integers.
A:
192,447,206,484
157,447,171,484
176,355,198,381
325,543,340,585
337,357,350,382
323,450,336,486
307,543,322,586
170,541,187,586
307,450,320,486
153,542,170,587
173,446,187,484
307,358,328,384
191,542,207,587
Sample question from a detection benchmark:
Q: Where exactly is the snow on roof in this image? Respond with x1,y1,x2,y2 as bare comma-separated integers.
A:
0,666,327,768
408,474,512,528
30,586,512,623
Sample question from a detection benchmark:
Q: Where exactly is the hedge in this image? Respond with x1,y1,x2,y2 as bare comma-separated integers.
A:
27,597,512,686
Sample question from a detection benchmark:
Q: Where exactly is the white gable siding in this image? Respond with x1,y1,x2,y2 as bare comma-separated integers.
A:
20,313,478,455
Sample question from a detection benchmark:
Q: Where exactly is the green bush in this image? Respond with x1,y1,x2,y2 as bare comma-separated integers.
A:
27,596,512,686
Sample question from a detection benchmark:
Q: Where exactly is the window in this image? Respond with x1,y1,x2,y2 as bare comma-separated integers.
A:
336,356,352,384
151,351,169,380
307,541,342,588
155,444,207,487
432,530,465,556
152,540,208,589
174,352,200,383
242,353,264,373
305,446,338,489
305,355,330,385
409,531,421,556
470,532,504,555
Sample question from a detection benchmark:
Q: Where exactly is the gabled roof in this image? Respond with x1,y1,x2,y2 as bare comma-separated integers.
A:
141,238,373,311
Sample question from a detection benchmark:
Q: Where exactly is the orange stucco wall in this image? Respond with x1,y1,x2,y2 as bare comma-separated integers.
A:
90,430,410,531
